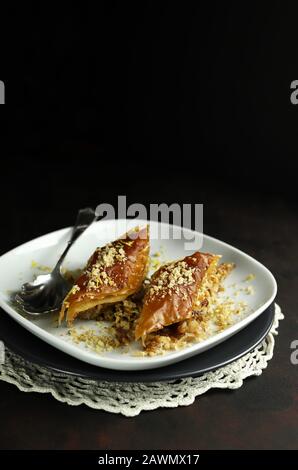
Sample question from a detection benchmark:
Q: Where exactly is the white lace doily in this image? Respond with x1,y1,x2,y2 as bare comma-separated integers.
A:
0,304,283,417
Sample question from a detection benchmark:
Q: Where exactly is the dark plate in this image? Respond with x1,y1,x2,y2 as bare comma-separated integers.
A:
0,303,275,382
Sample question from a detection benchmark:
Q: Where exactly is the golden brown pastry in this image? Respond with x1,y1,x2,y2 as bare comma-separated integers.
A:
135,251,227,341
59,226,149,325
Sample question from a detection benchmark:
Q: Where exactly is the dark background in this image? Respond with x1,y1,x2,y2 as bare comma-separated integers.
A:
0,1,297,450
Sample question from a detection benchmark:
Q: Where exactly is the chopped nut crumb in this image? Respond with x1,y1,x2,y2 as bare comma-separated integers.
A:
71,285,80,294
146,260,195,301
244,285,255,295
67,261,243,357
245,274,256,282
85,241,127,291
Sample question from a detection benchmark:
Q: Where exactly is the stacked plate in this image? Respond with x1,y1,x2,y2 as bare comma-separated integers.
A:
0,220,277,382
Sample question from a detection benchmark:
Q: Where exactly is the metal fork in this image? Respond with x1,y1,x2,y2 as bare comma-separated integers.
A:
15,207,96,315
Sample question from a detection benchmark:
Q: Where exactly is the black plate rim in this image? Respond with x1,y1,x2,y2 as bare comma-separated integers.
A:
0,303,275,382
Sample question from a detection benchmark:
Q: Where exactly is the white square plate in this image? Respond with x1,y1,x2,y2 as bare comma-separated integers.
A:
0,219,277,370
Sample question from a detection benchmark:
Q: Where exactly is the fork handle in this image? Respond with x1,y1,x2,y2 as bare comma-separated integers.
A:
54,208,97,272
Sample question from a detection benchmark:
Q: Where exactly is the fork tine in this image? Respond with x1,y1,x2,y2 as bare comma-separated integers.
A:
15,293,27,305
21,282,41,293
15,292,47,310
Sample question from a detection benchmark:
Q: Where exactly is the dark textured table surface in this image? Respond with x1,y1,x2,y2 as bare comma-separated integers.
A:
0,182,297,450
2,1,298,451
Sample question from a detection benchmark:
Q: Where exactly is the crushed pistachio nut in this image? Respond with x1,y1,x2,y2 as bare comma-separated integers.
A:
85,241,127,291
147,261,195,301
244,285,255,295
245,274,256,282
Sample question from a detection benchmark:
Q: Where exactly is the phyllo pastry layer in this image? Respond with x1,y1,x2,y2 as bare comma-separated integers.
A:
135,251,231,341
59,226,149,325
